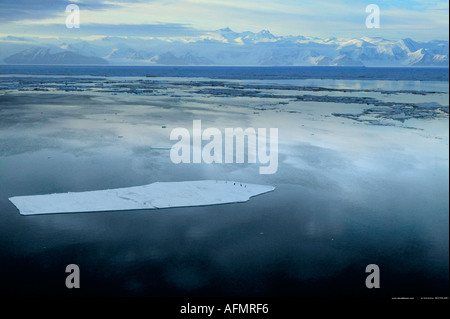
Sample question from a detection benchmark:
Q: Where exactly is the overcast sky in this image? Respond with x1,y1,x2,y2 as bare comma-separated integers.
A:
0,0,448,41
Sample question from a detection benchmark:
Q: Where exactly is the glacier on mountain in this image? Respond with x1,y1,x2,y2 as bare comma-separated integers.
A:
0,28,448,66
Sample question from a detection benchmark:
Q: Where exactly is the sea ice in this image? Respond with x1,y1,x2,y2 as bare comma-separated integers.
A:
9,180,275,216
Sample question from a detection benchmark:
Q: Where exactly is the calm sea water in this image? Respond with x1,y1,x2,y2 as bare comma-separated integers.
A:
0,65,448,81
0,66,448,299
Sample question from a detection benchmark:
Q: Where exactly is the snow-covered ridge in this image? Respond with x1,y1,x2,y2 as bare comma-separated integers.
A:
0,28,448,66
9,180,275,215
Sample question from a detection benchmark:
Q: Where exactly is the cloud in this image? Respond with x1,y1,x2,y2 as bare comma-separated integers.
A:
0,0,448,41
0,22,204,38
0,0,122,23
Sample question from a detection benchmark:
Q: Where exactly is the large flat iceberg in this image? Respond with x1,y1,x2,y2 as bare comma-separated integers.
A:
9,181,275,216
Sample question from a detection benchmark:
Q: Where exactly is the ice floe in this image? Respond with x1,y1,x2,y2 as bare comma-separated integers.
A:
0,76,447,126
9,180,275,215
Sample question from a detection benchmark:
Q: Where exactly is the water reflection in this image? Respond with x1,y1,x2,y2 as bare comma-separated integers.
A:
0,76,448,297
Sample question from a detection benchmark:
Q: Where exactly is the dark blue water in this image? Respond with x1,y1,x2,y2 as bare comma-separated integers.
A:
0,65,448,81
0,66,448,301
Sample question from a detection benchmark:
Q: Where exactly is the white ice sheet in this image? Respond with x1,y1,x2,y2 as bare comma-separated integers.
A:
9,180,275,215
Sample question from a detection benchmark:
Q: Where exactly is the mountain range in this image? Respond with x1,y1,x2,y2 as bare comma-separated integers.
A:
0,28,448,67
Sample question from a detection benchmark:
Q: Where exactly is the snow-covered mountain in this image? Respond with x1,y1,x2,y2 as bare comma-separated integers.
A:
3,46,107,65
0,28,448,66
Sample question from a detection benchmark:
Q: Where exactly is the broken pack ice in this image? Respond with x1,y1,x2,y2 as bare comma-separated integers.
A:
9,180,275,216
